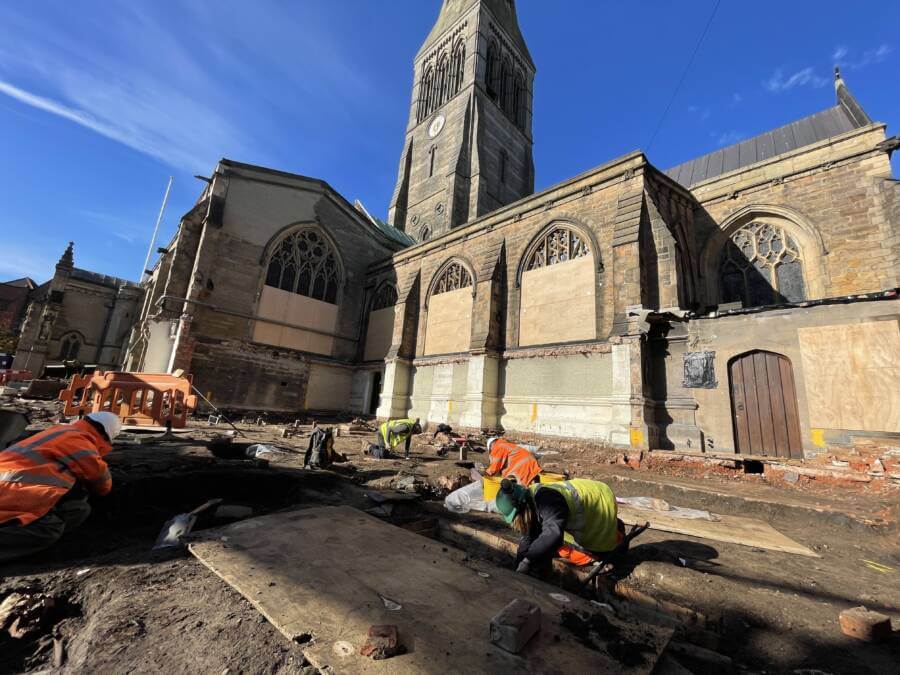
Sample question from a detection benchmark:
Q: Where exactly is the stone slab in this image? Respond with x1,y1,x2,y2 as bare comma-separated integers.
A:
189,506,672,674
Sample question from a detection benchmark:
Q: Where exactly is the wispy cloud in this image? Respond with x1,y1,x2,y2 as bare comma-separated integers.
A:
713,130,745,147
687,105,711,122
764,67,829,93
0,241,57,281
834,43,892,70
75,209,146,245
0,1,374,173
731,93,743,105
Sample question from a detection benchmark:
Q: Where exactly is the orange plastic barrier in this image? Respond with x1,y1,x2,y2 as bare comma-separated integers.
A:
59,371,198,429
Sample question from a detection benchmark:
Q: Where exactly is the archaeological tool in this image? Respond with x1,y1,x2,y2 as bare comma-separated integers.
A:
581,521,650,588
172,368,244,437
154,498,223,549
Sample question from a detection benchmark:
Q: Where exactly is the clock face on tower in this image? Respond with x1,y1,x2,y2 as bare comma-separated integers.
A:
428,114,446,139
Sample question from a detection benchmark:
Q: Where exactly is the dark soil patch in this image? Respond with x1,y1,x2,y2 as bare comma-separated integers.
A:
560,609,654,667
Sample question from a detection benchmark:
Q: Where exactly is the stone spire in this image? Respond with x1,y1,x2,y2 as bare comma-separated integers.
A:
419,0,533,67
57,241,74,271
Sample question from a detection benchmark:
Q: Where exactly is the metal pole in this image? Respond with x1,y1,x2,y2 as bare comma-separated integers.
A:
141,176,173,282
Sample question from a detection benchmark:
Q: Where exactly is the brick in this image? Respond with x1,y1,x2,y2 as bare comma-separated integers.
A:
490,598,541,654
839,606,892,642
359,624,402,659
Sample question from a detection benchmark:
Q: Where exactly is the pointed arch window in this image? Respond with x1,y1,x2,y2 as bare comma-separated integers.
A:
719,222,806,307
432,261,472,296
499,57,512,114
419,67,434,122
525,227,591,271
485,41,499,98
514,71,526,129
59,333,81,360
436,53,450,106
265,229,341,304
451,40,466,95
372,284,398,311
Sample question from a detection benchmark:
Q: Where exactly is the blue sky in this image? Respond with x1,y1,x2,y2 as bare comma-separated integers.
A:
1,0,897,283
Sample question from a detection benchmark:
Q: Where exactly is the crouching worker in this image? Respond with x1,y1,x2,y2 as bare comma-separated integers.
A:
373,418,422,459
485,437,543,487
0,412,121,563
495,477,625,576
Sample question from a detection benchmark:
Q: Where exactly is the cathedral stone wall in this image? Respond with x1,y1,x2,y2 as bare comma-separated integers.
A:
691,125,896,305
654,298,900,456
126,161,404,411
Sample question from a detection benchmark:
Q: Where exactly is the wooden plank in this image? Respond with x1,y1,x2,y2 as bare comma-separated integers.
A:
740,357,765,455
753,352,777,456
617,505,819,558
729,359,751,454
764,354,791,459
190,507,672,674
779,358,803,460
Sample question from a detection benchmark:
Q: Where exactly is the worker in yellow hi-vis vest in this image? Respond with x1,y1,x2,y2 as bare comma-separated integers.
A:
372,418,422,459
495,477,625,575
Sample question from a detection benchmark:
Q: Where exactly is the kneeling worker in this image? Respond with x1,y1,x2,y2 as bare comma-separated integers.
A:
484,437,543,487
495,477,624,575
0,412,121,562
374,418,422,459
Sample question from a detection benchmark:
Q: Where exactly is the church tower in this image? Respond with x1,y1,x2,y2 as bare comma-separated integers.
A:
388,0,535,242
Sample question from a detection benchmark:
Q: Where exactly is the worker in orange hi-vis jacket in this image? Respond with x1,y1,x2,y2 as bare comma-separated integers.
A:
0,411,122,562
484,437,543,487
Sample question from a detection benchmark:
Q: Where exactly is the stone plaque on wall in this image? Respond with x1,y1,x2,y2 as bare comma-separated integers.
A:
683,351,717,389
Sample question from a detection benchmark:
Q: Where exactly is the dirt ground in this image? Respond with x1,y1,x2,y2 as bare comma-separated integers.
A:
1,418,898,674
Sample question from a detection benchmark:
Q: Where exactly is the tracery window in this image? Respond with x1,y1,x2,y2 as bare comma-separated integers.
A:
59,334,81,360
265,229,341,304
525,227,591,271
372,284,398,311
432,262,472,296
719,222,806,307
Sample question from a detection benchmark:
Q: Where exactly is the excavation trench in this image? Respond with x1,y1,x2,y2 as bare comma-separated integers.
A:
3,465,722,672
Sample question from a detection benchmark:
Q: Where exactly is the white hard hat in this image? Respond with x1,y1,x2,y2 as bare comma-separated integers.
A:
486,437,499,452
86,412,123,440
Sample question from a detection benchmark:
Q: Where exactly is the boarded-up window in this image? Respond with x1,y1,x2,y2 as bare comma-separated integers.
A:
798,321,900,433
364,284,398,362
424,262,473,356
252,285,337,356
519,228,595,346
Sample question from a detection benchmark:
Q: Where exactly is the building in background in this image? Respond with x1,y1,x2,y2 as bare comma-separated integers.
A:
0,277,36,367
12,243,142,375
126,0,899,457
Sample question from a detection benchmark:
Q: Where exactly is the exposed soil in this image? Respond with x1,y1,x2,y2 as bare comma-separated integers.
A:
1,417,898,673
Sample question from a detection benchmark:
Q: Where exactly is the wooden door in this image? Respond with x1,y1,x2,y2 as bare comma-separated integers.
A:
729,351,802,459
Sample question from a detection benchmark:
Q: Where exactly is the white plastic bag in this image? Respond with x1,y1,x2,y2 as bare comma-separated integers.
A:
444,480,498,514
616,496,717,521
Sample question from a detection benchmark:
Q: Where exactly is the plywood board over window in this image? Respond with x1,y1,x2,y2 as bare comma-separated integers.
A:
798,321,900,433
520,255,596,346
252,285,337,356
363,307,395,362
424,288,472,355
